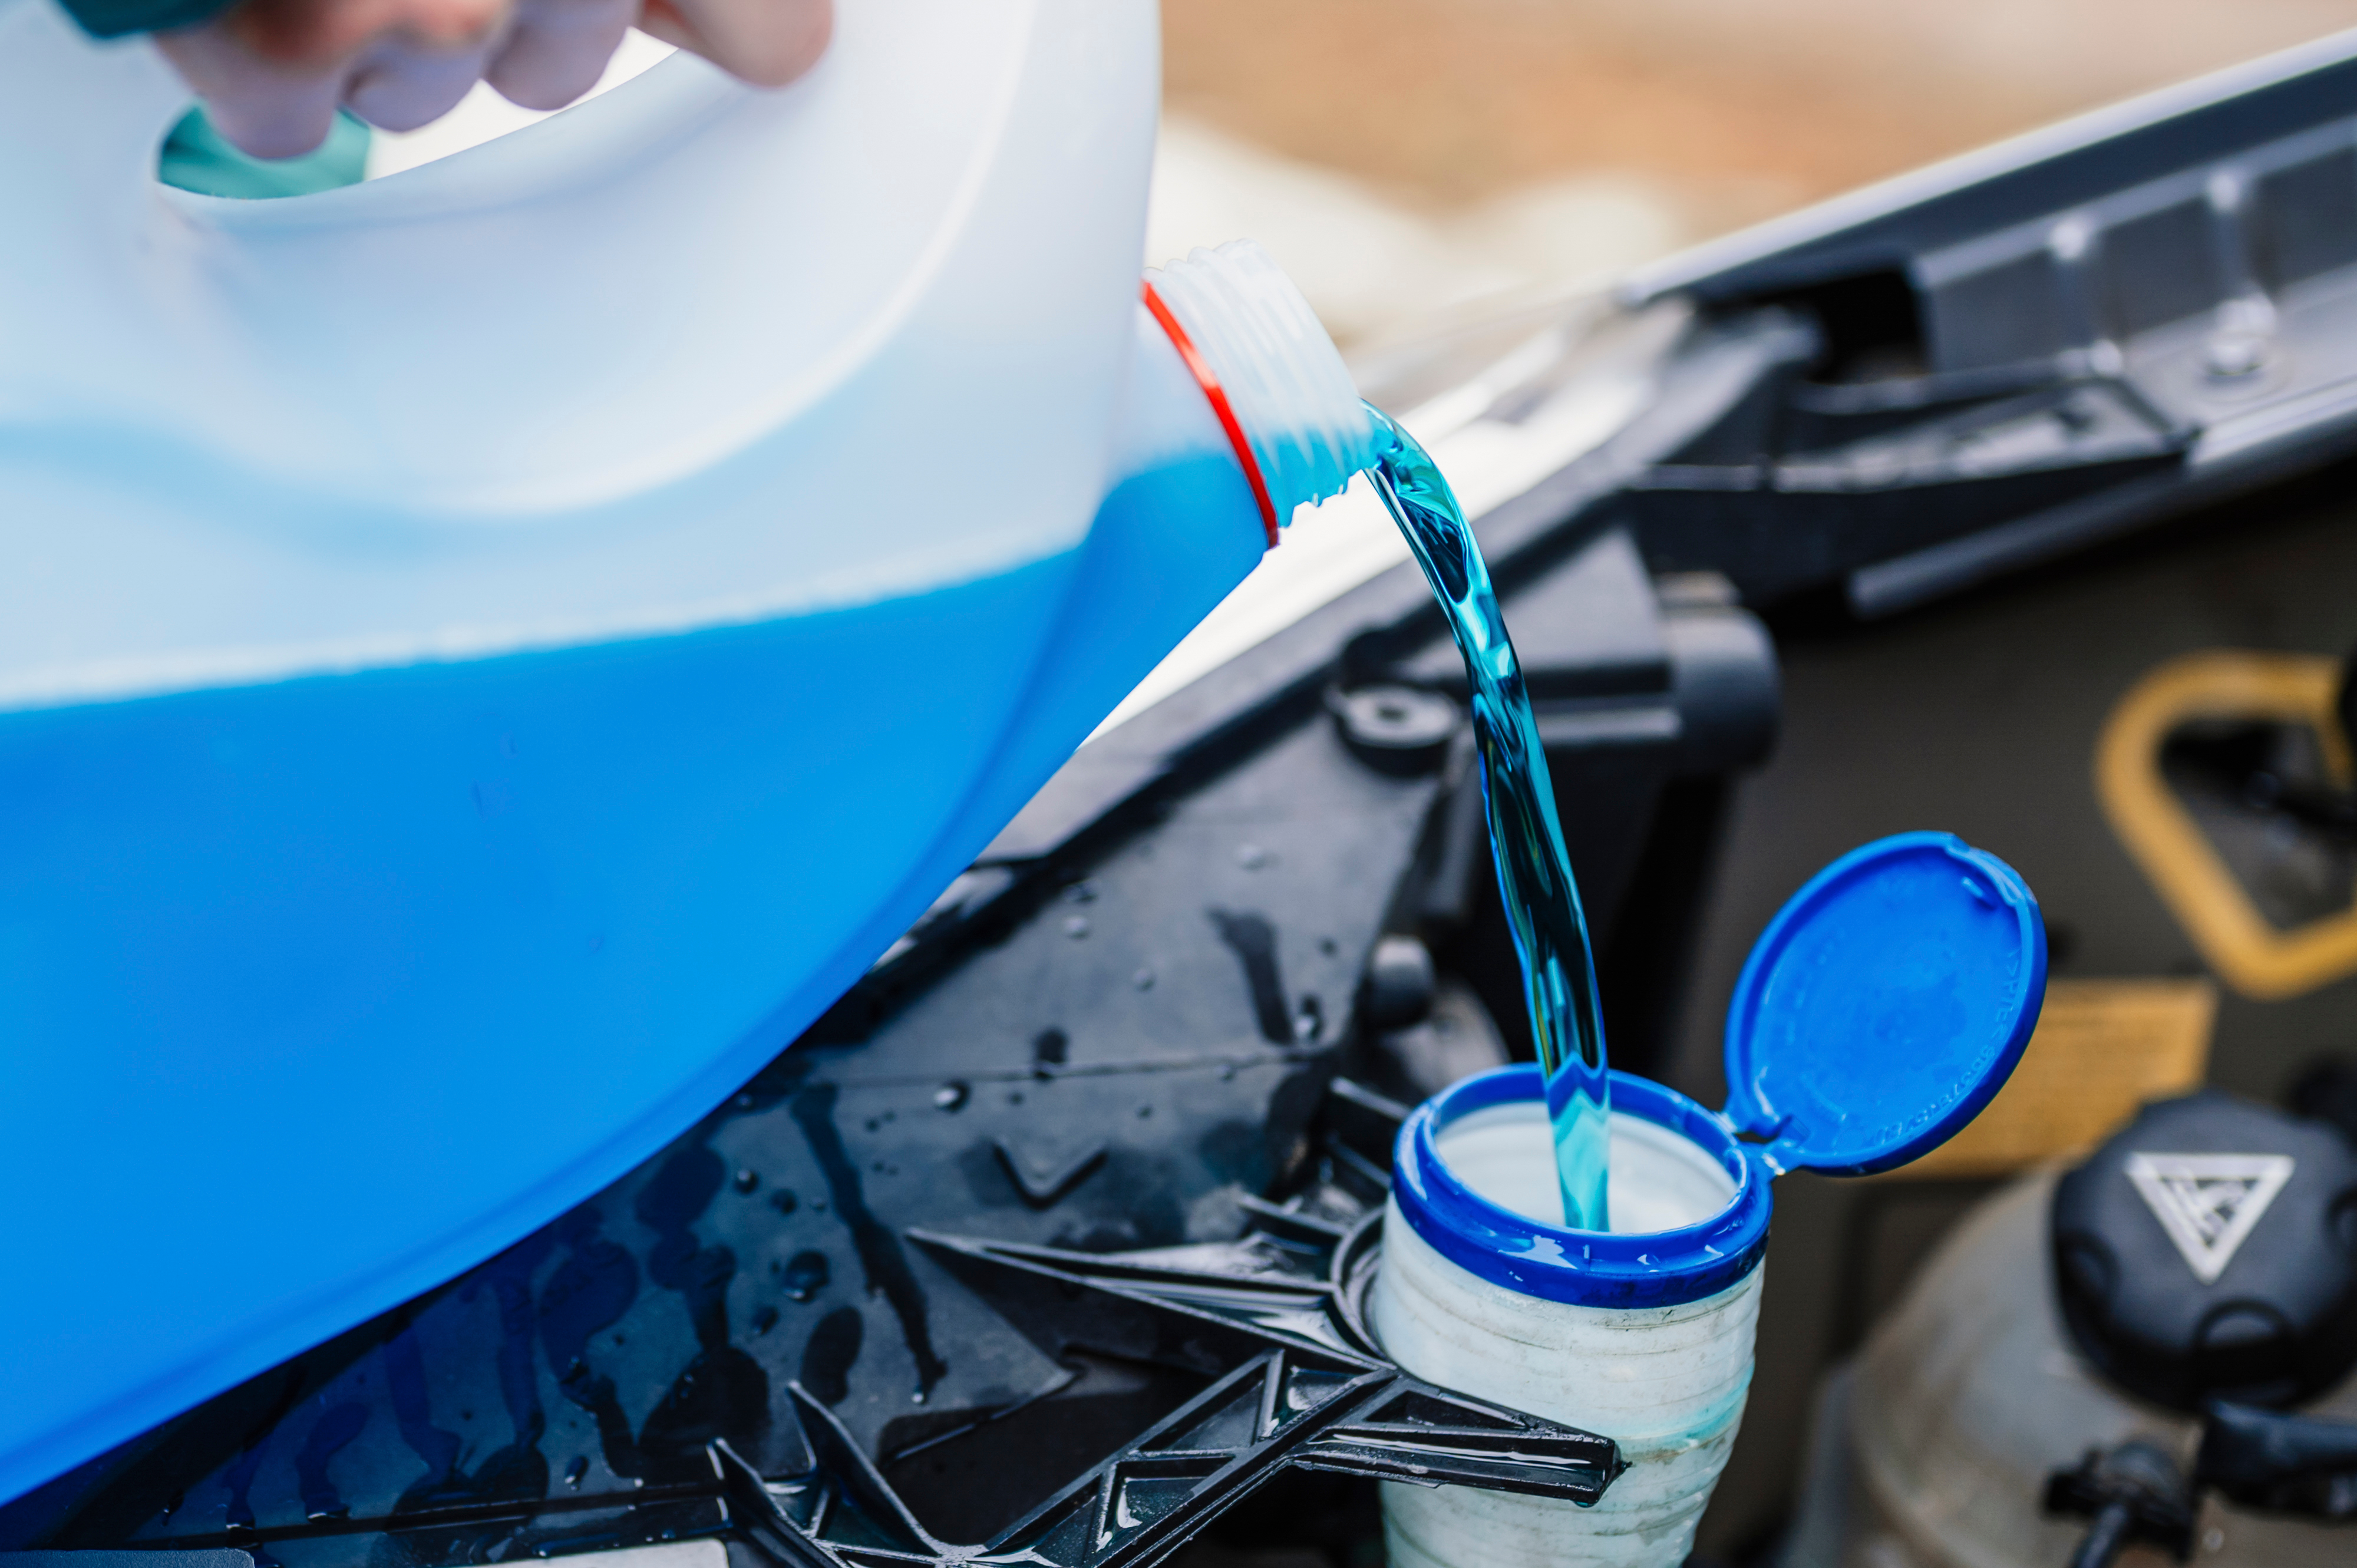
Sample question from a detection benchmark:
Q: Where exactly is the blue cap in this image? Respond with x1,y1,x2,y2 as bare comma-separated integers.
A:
1387,831,2044,1310
1392,1067,1772,1309
1722,831,2046,1177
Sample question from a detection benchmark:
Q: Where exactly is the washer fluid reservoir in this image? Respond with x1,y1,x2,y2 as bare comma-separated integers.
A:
1374,832,2049,1567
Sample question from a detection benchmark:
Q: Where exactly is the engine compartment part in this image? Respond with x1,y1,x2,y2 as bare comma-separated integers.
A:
2041,1440,2197,1568
2051,1092,2357,1411
2197,1401,2357,1519
1780,1173,2357,1568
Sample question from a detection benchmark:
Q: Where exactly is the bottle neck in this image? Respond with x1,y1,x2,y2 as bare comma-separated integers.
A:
1142,240,1380,529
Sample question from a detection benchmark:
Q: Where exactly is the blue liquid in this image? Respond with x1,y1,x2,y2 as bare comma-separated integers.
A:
0,445,1269,1506
1367,405,1612,1232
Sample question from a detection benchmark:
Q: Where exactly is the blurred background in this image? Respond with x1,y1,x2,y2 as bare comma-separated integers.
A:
385,2,2357,356
1154,0,2357,348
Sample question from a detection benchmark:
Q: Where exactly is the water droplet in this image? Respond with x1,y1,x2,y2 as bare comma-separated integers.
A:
1236,844,1269,870
770,1186,798,1215
783,1250,830,1302
564,1457,588,1489
933,1081,970,1111
1063,880,1098,904
734,1167,759,1194
752,1305,780,1337
912,1387,929,1404
1063,914,1091,939
1218,1064,1237,1082
1132,967,1156,991
734,1092,755,1111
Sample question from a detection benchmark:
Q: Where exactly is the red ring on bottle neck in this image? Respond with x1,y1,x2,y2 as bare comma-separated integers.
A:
1142,280,1281,547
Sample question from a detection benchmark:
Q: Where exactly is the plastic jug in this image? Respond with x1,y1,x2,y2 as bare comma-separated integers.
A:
0,0,1382,1503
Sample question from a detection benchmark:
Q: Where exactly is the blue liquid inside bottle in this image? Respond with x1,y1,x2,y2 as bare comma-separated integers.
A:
1366,404,1612,1232
0,445,1270,1501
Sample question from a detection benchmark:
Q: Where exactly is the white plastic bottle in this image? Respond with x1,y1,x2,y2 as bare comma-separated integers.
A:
0,0,1382,1506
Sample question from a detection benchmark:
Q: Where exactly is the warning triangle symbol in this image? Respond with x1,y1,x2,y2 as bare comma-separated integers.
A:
2124,1152,2296,1284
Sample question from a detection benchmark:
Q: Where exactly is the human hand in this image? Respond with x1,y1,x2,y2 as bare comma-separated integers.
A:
154,0,831,160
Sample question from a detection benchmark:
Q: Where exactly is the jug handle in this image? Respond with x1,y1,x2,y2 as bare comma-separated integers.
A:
0,0,200,242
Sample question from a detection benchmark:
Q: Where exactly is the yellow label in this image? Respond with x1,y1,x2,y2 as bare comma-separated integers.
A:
1889,978,2216,1179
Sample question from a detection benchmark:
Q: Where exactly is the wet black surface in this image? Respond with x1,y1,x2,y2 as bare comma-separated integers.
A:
0,483,1765,1568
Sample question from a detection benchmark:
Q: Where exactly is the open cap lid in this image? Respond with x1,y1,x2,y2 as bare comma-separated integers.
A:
1722,831,2046,1177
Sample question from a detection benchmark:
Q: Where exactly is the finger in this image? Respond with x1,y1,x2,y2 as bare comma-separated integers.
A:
342,28,504,131
483,0,637,111
157,0,516,154
635,0,830,89
156,23,348,157
223,0,510,71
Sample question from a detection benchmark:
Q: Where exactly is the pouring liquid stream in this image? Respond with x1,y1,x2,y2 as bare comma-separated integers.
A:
1366,404,1612,1231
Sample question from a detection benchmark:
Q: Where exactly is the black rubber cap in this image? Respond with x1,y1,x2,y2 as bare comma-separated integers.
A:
2052,1090,2357,1411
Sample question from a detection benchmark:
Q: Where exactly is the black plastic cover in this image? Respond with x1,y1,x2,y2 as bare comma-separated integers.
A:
2052,1090,2357,1411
